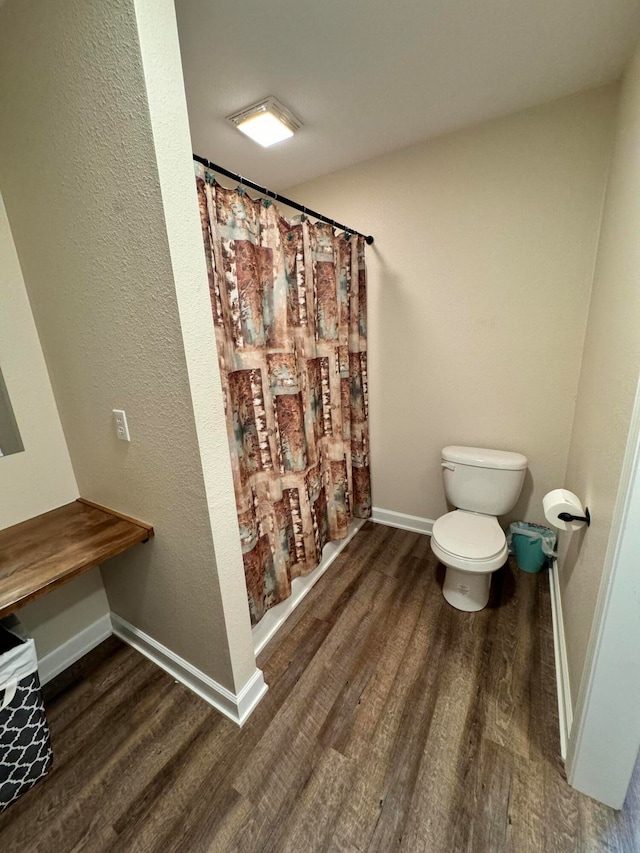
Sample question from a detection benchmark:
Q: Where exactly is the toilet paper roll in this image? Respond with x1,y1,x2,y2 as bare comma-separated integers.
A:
543,489,585,531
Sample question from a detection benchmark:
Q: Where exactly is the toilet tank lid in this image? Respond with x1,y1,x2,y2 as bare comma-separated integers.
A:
442,446,528,471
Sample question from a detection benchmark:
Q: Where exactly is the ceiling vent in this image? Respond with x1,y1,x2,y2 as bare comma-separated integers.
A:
227,97,302,148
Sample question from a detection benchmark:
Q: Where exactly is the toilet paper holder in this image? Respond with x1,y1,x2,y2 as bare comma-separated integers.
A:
558,507,591,527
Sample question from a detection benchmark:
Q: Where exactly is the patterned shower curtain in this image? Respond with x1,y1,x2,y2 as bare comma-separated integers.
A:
195,162,371,625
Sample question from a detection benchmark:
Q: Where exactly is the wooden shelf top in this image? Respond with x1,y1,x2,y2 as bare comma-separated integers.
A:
0,498,154,619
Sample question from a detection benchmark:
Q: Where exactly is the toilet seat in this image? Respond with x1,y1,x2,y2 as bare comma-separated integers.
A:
432,510,504,560
431,510,507,574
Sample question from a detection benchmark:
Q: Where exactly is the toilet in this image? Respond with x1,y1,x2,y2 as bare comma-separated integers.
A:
430,445,528,611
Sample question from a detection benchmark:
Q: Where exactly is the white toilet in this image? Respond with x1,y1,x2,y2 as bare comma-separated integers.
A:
430,445,528,612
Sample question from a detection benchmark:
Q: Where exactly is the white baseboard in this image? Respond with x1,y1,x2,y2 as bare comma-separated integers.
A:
548,561,573,759
252,518,367,656
38,613,113,686
371,506,434,536
111,613,267,726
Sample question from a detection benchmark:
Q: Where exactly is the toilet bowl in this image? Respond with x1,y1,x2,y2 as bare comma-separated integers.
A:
431,510,508,611
430,445,527,612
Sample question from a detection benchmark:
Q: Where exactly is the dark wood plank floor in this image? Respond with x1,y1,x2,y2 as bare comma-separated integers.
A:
1,522,638,852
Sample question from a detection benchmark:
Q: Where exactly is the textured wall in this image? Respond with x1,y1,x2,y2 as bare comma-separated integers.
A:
0,191,110,658
0,193,78,527
0,369,24,457
288,87,617,528
133,0,256,690
0,0,255,690
558,47,640,705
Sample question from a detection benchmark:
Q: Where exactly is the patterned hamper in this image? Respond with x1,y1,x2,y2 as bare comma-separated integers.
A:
0,616,52,812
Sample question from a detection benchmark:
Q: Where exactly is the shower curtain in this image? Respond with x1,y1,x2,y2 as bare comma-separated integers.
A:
195,162,371,625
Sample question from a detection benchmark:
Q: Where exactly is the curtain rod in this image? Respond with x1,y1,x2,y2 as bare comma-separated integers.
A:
193,154,374,245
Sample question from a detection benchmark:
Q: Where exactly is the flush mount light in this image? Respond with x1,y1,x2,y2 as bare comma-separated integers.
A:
227,97,302,148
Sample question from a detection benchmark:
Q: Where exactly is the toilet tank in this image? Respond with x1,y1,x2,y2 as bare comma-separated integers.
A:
441,446,528,516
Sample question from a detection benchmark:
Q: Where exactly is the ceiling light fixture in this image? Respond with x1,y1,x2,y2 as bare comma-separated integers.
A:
227,97,302,148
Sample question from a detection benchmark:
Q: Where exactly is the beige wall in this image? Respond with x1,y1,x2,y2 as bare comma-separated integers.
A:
558,47,640,705
19,574,111,664
0,193,78,527
0,368,24,457
289,87,618,527
0,191,109,658
0,0,255,691
133,0,256,690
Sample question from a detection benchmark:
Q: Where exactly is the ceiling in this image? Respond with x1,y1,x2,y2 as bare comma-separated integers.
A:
175,0,640,190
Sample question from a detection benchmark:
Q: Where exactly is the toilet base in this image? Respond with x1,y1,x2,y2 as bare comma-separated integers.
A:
442,566,491,612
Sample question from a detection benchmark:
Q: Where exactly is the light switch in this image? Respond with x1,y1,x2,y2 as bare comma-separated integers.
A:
112,409,131,442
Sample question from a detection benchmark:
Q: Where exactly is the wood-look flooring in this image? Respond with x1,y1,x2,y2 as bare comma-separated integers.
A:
1,522,638,852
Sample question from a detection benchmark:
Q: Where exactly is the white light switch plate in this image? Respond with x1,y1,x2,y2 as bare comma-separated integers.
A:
112,409,131,441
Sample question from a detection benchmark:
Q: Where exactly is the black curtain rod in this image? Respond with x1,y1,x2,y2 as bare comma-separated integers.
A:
194,154,374,245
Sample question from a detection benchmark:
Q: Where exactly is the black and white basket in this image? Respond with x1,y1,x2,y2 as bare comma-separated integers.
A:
0,617,53,812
